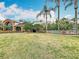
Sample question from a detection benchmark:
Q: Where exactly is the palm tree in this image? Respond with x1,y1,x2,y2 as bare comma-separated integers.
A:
62,0,78,34
48,0,60,31
36,0,52,32
56,0,60,31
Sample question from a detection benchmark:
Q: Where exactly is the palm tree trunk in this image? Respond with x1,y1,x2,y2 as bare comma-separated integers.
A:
58,6,60,31
74,0,78,35
75,8,78,34
45,13,48,33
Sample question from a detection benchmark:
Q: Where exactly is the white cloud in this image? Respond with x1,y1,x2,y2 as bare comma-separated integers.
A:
0,14,6,20
64,15,72,19
0,2,5,9
1,4,40,20
0,2,56,23
3,4,19,16
18,9,40,19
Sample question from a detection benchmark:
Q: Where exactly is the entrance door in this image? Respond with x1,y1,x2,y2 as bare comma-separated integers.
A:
16,26,21,31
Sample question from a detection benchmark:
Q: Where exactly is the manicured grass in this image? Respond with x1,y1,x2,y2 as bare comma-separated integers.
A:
0,33,79,59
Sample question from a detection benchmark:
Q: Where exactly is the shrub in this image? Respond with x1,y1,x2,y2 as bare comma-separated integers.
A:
33,24,44,32
4,25,12,30
23,22,33,32
48,23,58,30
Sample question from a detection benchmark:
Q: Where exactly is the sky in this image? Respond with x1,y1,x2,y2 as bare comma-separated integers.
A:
0,0,79,22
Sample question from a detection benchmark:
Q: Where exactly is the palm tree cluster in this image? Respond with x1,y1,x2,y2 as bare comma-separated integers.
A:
37,0,79,34
62,0,78,34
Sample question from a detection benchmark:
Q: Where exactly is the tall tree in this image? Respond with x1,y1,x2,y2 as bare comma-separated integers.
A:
36,0,52,32
48,0,60,31
62,0,78,34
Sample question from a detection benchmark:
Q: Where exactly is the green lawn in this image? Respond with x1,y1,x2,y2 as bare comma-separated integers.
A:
0,33,79,59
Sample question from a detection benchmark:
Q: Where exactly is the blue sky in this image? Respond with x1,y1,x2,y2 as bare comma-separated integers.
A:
0,0,45,10
0,0,79,21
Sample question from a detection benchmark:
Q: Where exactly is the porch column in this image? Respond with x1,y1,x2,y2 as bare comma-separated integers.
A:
12,26,16,31
21,26,24,32
3,23,5,31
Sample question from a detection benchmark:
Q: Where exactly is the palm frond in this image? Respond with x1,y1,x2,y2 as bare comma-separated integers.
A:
58,0,60,6
36,0,52,19
36,10,44,18
54,0,58,2
47,10,52,18
62,0,69,5
51,5,58,12
65,2,73,10
49,13,52,18
74,0,78,8
47,0,55,2
47,0,59,3
44,5,47,10
43,13,46,18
